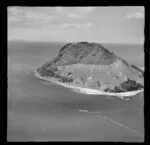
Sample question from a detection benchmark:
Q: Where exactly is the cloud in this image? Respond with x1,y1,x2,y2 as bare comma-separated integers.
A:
67,7,97,19
82,22,92,28
8,16,21,22
8,7,96,29
60,23,80,29
59,22,92,29
8,7,55,26
74,7,97,15
67,13,81,19
24,11,54,24
8,7,23,15
126,12,144,19
8,7,97,27
54,7,66,13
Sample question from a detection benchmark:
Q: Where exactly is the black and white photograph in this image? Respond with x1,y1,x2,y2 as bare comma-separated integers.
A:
7,6,144,142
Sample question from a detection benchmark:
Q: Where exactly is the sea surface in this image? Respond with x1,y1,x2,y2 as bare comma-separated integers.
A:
7,41,144,141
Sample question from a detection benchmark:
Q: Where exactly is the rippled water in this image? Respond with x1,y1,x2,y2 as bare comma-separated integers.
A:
7,41,144,141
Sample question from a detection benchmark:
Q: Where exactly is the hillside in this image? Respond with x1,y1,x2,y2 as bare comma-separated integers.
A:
36,42,144,93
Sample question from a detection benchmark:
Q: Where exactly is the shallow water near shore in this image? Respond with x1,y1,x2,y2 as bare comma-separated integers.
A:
8,41,144,141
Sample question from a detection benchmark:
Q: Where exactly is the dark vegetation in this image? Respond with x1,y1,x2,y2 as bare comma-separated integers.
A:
118,56,129,67
120,78,143,91
104,86,125,93
37,66,73,83
68,72,72,76
58,76,73,83
97,81,100,87
46,42,117,66
104,78,143,93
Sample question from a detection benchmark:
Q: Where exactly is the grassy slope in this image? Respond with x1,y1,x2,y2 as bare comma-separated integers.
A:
57,59,143,87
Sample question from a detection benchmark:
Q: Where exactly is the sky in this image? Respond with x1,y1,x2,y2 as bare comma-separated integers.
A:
7,6,144,44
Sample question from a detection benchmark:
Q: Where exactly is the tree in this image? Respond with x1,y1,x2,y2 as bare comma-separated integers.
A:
68,72,72,76
120,78,143,91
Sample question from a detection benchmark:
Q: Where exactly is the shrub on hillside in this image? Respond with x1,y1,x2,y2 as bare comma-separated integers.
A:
120,78,143,91
104,79,143,93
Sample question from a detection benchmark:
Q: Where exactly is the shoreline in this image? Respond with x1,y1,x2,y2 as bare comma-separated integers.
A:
33,70,144,99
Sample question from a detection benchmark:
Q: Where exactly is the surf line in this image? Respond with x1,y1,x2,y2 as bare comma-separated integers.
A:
79,109,144,138
33,70,144,99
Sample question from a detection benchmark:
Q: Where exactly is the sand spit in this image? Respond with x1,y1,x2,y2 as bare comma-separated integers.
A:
33,70,144,99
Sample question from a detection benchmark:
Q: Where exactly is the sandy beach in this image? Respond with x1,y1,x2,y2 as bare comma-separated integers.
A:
33,70,144,99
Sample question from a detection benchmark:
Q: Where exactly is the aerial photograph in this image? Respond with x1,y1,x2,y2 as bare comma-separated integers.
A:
7,6,144,142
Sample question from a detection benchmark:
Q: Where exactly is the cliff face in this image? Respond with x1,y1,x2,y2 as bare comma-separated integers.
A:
36,42,144,93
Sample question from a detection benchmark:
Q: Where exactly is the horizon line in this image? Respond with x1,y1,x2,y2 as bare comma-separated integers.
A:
7,39,144,45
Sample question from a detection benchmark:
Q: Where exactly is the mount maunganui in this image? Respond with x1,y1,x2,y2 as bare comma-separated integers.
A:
36,42,144,93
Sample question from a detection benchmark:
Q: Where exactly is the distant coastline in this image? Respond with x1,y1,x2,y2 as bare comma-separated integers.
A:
33,70,144,99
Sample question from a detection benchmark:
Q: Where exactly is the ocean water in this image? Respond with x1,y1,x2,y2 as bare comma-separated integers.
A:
7,41,144,141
